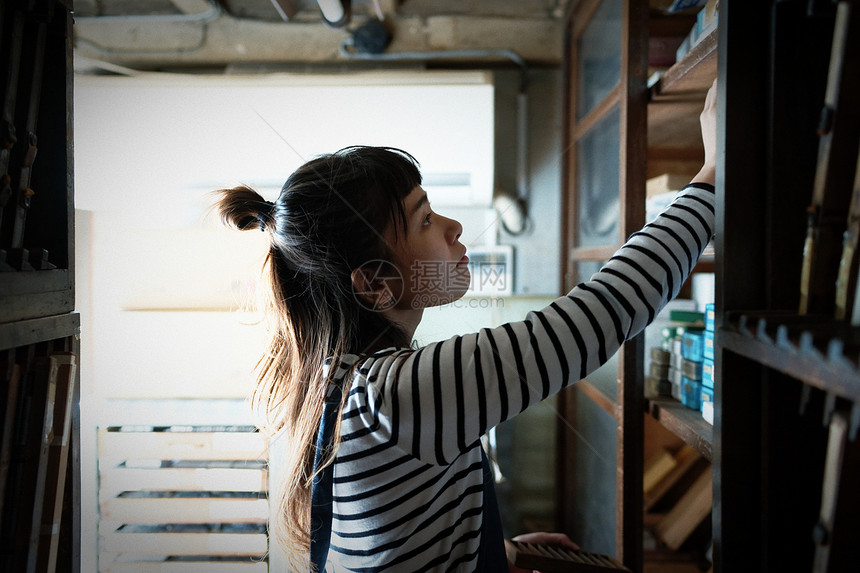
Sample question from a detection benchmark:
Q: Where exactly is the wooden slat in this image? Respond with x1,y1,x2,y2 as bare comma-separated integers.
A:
570,245,621,263
99,467,267,498
653,28,718,98
100,532,268,556
577,379,616,417
101,559,268,573
100,497,268,524
36,354,77,573
0,306,79,350
25,355,60,572
0,360,22,517
644,444,702,511
571,84,622,142
98,430,267,462
655,465,713,551
647,398,713,462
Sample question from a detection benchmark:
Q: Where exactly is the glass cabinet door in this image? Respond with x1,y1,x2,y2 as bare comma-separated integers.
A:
559,0,647,570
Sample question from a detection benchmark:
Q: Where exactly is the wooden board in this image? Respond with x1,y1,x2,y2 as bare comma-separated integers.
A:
644,445,702,511
100,497,268,524
98,429,267,463
100,532,268,556
36,354,77,573
99,467,267,499
655,465,713,550
100,559,268,573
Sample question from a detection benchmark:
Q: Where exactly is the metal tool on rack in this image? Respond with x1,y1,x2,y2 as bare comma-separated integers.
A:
799,0,860,316
7,1,54,272
0,8,25,272
835,148,860,322
812,408,860,573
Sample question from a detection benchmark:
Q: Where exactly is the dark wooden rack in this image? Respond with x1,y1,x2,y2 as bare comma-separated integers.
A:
0,1,79,572
721,312,860,402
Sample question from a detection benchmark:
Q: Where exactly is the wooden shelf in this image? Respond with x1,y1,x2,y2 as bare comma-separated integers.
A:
652,28,718,98
0,313,80,351
721,312,860,402
647,28,718,153
0,270,75,324
646,398,713,462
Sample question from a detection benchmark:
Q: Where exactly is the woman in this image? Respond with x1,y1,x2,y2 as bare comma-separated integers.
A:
214,82,718,572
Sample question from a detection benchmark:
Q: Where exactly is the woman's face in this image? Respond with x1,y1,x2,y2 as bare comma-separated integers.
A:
384,186,471,310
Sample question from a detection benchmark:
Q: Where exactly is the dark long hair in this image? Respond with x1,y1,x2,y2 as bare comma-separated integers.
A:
213,146,421,566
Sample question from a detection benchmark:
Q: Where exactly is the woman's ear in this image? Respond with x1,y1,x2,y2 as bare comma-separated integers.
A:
350,261,403,312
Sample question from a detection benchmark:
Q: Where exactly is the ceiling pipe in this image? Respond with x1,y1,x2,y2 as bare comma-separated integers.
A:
74,0,221,23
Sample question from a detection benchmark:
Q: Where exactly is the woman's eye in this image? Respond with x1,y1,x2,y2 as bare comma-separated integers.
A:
423,212,432,226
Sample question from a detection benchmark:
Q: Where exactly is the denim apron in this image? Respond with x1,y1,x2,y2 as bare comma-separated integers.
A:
309,385,508,572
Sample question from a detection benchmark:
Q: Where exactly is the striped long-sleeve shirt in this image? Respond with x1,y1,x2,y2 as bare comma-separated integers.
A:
322,184,715,572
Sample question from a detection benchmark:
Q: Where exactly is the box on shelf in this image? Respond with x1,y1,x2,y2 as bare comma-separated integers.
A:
670,366,682,400
681,377,702,410
663,0,710,13
681,358,703,380
702,358,714,389
704,302,715,331
703,329,714,360
681,330,705,361
651,347,671,365
644,299,699,400
700,386,714,406
675,0,719,61
670,338,684,369
702,400,714,424
670,310,705,328
646,376,673,398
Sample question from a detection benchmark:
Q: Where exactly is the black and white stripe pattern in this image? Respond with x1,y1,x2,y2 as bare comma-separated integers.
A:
322,184,715,572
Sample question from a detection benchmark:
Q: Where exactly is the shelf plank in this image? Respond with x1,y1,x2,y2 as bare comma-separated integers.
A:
647,28,718,154
647,398,713,462
0,314,81,351
653,28,718,98
720,313,860,402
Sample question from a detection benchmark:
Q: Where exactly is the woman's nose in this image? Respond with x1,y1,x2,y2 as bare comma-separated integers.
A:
446,216,463,243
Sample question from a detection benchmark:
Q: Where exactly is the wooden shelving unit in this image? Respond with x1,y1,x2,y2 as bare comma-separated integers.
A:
713,1,860,571
0,2,79,572
562,0,860,571
560,2,719,571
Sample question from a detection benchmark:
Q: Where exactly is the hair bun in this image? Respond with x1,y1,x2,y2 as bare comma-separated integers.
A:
256,200,276,232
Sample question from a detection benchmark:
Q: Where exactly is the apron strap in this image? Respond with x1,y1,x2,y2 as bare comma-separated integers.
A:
476,447,509,571
310,386,342,572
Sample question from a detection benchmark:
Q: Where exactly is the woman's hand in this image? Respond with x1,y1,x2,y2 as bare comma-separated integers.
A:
692,78,718,186
507,532,580,573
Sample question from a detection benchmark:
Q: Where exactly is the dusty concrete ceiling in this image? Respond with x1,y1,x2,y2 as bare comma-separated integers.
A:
73,0,568,73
